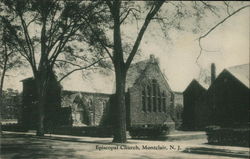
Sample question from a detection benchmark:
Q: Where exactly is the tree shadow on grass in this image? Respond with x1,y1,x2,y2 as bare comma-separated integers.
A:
182,147,249,159
1,133,94,159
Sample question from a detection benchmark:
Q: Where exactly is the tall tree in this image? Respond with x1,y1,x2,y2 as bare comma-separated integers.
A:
0,0,106,136
104,0,165,143
0,22,23,111
85,1,249,143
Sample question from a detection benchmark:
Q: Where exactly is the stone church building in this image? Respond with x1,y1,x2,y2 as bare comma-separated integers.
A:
20,55,179,130
126,55,175,129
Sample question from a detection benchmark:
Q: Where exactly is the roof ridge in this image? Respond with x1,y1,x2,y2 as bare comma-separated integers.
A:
226,63,249,70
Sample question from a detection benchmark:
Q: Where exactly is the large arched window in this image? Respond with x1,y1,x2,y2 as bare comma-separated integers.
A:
141,79,168,113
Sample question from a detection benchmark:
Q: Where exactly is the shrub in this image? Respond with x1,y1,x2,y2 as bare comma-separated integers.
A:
205,126,249,147
129,124,170,138
1,123,28,132
48,126,113,137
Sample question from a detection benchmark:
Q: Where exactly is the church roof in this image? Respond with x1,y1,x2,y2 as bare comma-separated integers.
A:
125,59,150,90
225,63,249,88
125,55,171,91
21,55,171,94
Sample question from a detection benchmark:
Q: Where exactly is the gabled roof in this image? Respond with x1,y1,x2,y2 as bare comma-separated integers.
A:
125,56,171,91
184,79,208,93
20,77,34,82
198,81,209,90
125,59,149,90
225,64,249,88
21,55,171,94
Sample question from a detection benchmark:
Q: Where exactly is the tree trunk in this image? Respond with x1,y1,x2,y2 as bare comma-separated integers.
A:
35,70,50,136
0,44,8,110
0,63,6,127
111,0,127,143
36,91,45,136
113,70,127,143
0,61,7,105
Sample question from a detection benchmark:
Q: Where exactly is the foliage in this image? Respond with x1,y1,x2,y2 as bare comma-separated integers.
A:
105,1,250,143
0,17,25,106
129,125,171,138
47,126,113,137
0,0,113,136
0,89,21,120
1,123,28,132
206,126,250,147
0,0,111,82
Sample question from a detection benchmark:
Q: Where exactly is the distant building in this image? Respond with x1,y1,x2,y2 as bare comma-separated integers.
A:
0,89,21,124
20,76,63,129
183,63,249,130
182,79,208,130
206,64,249,127
172,91,183,129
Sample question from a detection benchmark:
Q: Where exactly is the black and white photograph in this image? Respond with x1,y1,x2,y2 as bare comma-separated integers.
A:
0,1,249,159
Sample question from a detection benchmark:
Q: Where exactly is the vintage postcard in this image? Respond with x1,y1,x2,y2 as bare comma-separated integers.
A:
1,1,249,159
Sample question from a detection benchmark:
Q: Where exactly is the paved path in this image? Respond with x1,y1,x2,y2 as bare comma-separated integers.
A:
1,131,249,159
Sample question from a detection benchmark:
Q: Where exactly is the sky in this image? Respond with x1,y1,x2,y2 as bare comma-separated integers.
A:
3,2,250,93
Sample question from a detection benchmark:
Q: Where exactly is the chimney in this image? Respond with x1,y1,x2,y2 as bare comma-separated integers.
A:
211,63,216,84
150,54,155,63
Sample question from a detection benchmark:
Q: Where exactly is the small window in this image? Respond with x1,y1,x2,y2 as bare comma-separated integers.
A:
102,101,106,114
142,88,146,112
147,85,151,112
158,88,162,112
162,92,166,113
152,80,157,112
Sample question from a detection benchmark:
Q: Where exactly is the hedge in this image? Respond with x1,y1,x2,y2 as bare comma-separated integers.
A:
128,125,171,138
47,126,113,137
1,123,28,132
205,126,249,147
1,124,113,137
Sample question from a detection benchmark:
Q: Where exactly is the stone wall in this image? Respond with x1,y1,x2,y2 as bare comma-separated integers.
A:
61,91,111,127
128,62,174,128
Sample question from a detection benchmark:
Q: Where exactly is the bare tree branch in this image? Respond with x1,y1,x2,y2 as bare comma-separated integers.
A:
200,1,220,18
196,4,250,62
105,0,113,12
27,13,39,28
49,26,81,67
120,8,140,25
223,1,231,15
55,59,83,68
58,57,106,83
125,1,164,69
84,18,114,62
19,15,36,67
